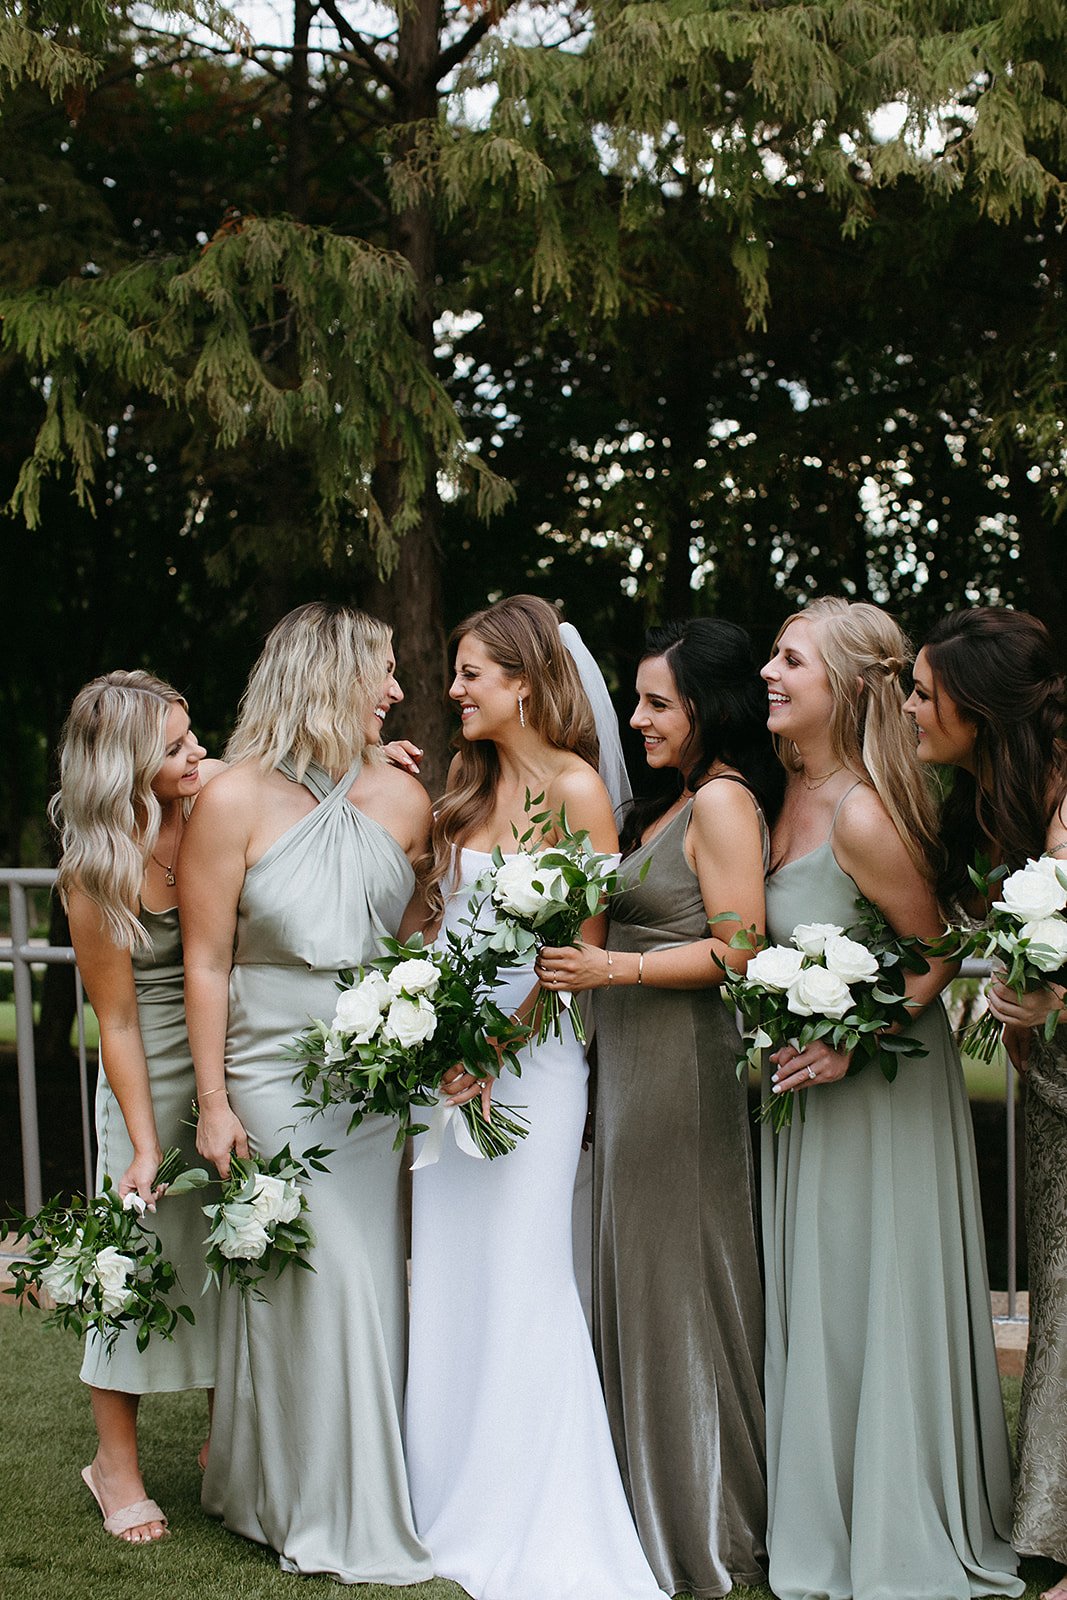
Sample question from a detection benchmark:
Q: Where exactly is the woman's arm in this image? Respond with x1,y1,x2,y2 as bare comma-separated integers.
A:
987,810,1067,1031
772,787,953,1095
67,890,164,1205
177,774,252,1177
537,781,767,993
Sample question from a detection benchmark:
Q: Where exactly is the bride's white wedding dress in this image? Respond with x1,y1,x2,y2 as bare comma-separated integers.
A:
405,849,666,1600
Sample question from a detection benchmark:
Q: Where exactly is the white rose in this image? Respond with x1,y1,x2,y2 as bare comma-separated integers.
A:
746,944,806,991
122,1191,148,1216
791,923,844,957
250,1173,303,1227
1018,917,1067,973
219,1212,272,1260
333,972,390,1042
786,965,854,1020
1027,855,1067,886
382,994,438,1049
822,933,880,985
492,854,567,919
994,863,1067,922
386,957,441,1000
40,1245,84,1306
91,1245,137,1316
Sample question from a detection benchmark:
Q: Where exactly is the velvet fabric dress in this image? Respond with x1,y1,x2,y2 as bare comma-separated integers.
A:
592,796,768,1598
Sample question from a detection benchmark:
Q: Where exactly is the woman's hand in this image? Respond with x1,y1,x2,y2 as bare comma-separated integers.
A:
987,978,1065,1030
382,739,423,775
196,1099,250,1179
441,1065,494,1121
535,943,610,993
770,1039,853,1097
1003,1022,1031,1076
118,1147,166,1211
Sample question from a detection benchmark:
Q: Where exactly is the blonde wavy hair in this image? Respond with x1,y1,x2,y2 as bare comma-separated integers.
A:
428,595,599,913
774,597,940,879
225,603,392,779
50,670,188,951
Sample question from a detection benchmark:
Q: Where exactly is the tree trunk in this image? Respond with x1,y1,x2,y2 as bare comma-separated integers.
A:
287,0,312,221
370,0,452,794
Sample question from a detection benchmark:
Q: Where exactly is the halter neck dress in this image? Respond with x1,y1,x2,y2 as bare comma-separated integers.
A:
200,756,431,1587
592,791,768,1598
762,802,1021,1600
81,903,218,1391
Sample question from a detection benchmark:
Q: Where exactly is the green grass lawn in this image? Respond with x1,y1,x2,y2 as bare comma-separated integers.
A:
0,1309,1059,1600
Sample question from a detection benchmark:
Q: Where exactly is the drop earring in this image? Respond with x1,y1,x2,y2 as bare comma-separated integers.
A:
518,695,526,728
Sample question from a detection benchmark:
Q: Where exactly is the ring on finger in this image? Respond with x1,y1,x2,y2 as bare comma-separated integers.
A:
805,1064,817,1080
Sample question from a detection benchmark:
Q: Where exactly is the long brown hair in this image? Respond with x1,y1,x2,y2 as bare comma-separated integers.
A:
774,597,940,880
923,607,1067,911
428,595,599,909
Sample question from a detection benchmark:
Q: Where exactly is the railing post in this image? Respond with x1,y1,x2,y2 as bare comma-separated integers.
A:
9,881,43,1212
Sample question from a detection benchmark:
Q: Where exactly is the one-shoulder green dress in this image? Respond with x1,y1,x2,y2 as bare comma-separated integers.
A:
200,758,432,1587
763,834,1021,1600
81,904,218,1392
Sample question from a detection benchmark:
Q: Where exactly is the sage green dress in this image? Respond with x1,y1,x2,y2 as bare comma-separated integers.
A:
1013,1030,1067,1565
81,904,218,1392
763,836,1021,1600
593,797,768,1598
200,757,432,1587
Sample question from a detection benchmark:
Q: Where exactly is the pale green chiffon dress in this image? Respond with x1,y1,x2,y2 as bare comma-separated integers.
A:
200,757,432,1587
81,904,218,1391
763,827,1022,1600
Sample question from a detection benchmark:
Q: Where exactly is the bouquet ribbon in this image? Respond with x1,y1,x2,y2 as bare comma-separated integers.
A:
410,1088,489,1169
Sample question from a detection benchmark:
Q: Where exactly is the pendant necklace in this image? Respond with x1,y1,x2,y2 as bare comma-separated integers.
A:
802,764,843,792
150,815,181,887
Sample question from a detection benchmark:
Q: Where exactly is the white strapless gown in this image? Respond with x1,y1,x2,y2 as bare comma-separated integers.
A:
406,850,667,1600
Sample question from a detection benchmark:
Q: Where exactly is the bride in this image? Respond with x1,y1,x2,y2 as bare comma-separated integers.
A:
405,594,666,1600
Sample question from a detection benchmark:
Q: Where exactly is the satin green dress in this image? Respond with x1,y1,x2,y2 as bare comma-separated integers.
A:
81,904,218,1392
1013,1031,1067,1565
593,797,768,1598
763,836,1021,1600
200,757,432,1587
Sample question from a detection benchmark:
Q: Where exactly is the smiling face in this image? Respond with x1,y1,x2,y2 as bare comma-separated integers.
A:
903,647,978,770
630,655,698,773
150,702,206,804
365,649,404,745
761,617,835,743
449,633,526,742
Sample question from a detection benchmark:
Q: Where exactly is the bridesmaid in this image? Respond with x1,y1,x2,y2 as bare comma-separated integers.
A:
905,607,1067,1599
180,603,433,1586
760,596,1021,1600
51,671,220,1542
537,617,780,1597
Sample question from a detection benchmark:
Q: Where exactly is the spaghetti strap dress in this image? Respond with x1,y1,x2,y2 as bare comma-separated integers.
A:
592,793,768,1599
405,848,668,1600
762,805,1021,1600
81,904,218,1391
200,756,432,1588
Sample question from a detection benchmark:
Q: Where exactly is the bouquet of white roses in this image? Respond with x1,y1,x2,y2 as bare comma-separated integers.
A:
201,1144,326,1296
715,901,929,1131
471,798,623,1044
929,854,1067,1061
290,933,531,1161
5,1147,205,1351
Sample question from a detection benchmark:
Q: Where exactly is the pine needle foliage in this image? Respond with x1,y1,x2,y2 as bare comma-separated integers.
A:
0,214,510,559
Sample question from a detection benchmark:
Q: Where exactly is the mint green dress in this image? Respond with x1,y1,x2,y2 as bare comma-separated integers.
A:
763,836,1021,1600
200,758,432,1587
81,904,218,1391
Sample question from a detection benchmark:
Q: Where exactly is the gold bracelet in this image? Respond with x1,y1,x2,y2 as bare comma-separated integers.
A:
607,951,614,984
637,952,645,986
199,1085,227,1099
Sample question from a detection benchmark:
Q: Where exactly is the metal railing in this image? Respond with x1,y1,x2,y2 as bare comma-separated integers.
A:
0,870,1023,1319
0,868,95,1213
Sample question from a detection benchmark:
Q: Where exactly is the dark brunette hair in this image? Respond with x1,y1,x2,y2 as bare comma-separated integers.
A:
620,617,784,853
923,608,1067,911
